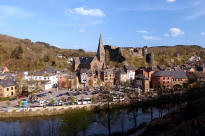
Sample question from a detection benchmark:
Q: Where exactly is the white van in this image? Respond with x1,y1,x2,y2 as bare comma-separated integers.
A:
77,98,91,105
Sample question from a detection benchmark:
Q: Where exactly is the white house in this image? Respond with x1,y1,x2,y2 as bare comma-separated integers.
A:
189,55,200,62
23,69,58,90
124,66,135,81
79,69,89,87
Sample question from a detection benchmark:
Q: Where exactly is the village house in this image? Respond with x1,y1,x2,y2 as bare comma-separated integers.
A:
136,68,155,82
56,54,66,59
151,70,188,90
79,68,89,88
115,68,127,84
0,66,9,74
124,66,135,81
189,55,200,62
0,77,17,97
24,67,58,90
79,68,100,88
58,71,79,89
67,57,74,64
101,68,115,86
134,74,150,92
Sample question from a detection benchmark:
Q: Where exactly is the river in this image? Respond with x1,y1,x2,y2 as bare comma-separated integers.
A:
0,105,176,136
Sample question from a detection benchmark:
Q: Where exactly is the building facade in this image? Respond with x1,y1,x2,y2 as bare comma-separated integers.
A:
151,70,188,90
0,78,17,97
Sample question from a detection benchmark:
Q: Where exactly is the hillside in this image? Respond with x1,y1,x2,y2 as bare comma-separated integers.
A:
0,34,95,71
0,34,205,71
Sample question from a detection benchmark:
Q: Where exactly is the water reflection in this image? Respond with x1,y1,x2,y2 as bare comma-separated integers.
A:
0,106,173,136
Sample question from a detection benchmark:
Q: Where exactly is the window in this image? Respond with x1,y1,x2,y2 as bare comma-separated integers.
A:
7,88,9,91
11,87,13,90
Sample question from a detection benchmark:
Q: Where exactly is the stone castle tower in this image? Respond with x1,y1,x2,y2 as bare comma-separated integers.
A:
97,34,105,68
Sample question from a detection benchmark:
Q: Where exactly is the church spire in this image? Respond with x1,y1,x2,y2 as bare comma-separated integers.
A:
97,34,105,68
97,34,105,61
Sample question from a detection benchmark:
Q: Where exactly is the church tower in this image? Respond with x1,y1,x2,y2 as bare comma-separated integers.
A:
97,34,105,68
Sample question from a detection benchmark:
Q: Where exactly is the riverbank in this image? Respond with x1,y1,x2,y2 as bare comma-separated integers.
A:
0,102,134,119
0,104,100,119
140,96,205,136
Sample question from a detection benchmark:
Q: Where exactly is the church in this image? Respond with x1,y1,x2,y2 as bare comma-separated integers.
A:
73,35,106,72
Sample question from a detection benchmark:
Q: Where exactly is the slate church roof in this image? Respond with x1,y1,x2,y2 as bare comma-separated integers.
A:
152,70,187,79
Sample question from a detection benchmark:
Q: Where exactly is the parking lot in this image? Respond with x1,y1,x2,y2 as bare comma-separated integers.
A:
0,86,145,109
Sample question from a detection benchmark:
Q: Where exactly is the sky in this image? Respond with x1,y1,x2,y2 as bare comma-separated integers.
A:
0,0,205,51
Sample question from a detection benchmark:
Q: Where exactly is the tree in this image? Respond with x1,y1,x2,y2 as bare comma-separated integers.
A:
99,87,116,136
126,80,130,87
11,46,23,59
51,99,56,106
91,96,97,103
144,91,149,97
6,100,11,107
61,108,95,136
88,79,93,87
70,96,76,104
115,80,120,86
51,61,56,66
188,73,198,84
97,79,102,86
43,55,50,62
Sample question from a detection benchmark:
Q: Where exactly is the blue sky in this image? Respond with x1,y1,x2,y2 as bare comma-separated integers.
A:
0,0,205,51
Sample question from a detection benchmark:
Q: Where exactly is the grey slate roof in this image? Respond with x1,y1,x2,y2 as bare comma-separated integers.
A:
152,70,187,79
34,67,57,76
0,78,17,88
80,57,94,65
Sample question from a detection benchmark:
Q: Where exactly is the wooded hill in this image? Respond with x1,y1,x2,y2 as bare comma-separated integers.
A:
0,34,95,71
0,33,204,71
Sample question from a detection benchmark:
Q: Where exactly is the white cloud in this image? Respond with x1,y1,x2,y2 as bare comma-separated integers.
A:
169,27,184,36
201,32,205,36
136,30,149,34
79,28,86,33
167,0,176,3
0,5,35,18
66,7,105,17
143,36,162,41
